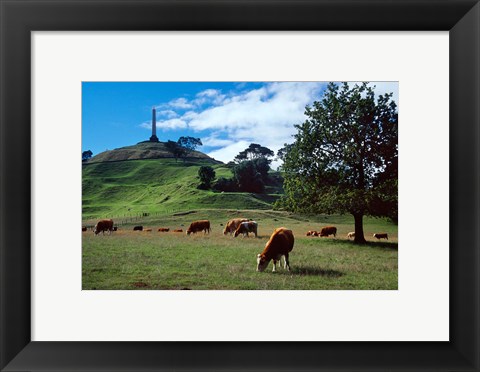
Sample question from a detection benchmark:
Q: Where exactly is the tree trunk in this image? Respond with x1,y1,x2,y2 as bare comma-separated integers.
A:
353,213,367,244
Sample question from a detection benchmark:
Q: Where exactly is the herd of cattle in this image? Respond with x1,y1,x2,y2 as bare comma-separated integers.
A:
84,217,388,272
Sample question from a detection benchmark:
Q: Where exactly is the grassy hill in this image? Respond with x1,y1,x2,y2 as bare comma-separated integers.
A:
82,158,282,219
87,141,222,163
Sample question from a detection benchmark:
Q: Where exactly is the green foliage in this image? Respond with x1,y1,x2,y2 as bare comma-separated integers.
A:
232,161,265,193
277,82,398,242
234,143,274,163
165,140,186,162
82,150,93,162
213,177,237,192
198,165,216,189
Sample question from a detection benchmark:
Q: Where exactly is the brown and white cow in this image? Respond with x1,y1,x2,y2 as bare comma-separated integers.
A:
234,221,258,238
173,229,183,233
133,225,143,231
306,230,319,237
158,227,170,232
347,232,355,239
186,220,211,235
373,233,388,240
319,226,337,237
257,227,294,272
94,219,114,235
223,218,249,235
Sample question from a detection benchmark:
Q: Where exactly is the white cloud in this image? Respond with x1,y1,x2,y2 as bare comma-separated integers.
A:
168,97,194,109
157,110,179,119
201,135,235,147
206,140,250,163
196,89,220,98
157,118,187,129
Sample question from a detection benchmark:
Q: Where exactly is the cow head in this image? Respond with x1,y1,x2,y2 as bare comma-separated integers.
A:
256,254,269,272
186,230,191,235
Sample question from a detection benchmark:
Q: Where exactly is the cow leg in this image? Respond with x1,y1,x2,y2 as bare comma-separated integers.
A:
284,253,290,271
272,260,277,272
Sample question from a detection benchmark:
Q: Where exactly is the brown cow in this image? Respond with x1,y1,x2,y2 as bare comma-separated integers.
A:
257,227,294,272
133,226,143,231
173,229,183,233
373,233,388,240
82,226,87,232
347,232,355,239
306,230,319,236
158,228,170,232
319,226,337,237
144,228,152,232
186,220,211,235
223,218,249,235
113,226,118,231
94,219,114,235
234,221,258,238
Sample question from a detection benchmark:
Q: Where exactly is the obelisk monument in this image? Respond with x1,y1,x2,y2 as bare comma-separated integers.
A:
149,107,159,142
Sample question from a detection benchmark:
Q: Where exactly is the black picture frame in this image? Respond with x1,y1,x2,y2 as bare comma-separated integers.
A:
1,1,479,371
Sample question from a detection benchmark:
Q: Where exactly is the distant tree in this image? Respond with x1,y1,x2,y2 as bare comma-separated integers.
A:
277,82,398,244
82,150,93,162
165,140,186,162
198,166,216,189
234,143,274,163
176,136,202,162
213,177,237,192
233,161,265,193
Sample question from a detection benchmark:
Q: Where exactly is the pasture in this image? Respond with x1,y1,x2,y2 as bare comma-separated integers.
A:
82,210,398,290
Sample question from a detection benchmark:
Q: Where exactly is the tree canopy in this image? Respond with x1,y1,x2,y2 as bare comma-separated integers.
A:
198,166,216,189
276,82,398,243
165,140,186,162
82,150,93,162
178,136,202,152
234,143,274,163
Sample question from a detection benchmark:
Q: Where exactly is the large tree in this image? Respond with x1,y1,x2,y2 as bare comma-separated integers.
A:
234,143,274,163
278,82,398,243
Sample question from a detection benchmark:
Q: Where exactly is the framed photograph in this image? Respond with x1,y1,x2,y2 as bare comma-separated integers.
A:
1,0,479,371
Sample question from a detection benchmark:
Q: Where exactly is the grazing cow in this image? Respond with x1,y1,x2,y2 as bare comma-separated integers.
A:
223,218,249,235
82,226,87,232
319,226,337,237
306,230,319,237
94,219,114,235
257,227,294,272
373,233,388,240
158,228,170,232
144,228,152,232
133,226,143,231
347,232,355,239
234,221,258,238
173,229,183,233
186,220,211,235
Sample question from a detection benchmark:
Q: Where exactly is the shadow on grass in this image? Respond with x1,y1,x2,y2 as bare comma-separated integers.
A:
291,266,344,278
336,239,398,250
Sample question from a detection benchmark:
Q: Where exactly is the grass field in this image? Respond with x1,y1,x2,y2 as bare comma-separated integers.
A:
82,209,398,290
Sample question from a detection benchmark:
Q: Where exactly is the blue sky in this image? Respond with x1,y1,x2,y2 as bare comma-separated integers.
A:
82,82,398,166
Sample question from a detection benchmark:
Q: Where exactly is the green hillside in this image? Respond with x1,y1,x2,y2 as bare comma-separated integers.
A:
82,158,282,219
87,141,221,163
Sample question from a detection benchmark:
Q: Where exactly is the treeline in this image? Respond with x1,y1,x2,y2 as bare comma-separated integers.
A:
198,143,282,193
